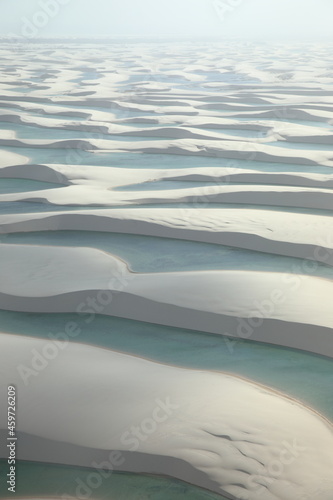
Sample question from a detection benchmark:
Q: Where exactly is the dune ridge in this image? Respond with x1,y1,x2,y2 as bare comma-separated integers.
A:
1,40,333,499
1,332,333,500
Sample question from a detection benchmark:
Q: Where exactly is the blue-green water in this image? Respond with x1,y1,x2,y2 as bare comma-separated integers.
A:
1,310,332,422
1,43,333,500
0,202,120,214
2,200,333,218
0,105,87,121
0,460,225,500
3,230,333,279
0,178,60,194
269,140,333,151
116,179,269,191
0,123,164,142
116,178,333,192
2,144,333,176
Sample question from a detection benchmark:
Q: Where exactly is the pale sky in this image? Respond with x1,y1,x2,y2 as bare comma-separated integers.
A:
1,0,332,40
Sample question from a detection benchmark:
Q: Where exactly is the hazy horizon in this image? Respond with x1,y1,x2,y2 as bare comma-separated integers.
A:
0,0,333,41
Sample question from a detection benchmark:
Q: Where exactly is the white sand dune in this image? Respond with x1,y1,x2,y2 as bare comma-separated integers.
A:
0,148,27,168
1,40,333,499
0,99,98,119
0,244,332,356
2,179,333,210
3,161,333,190
1,136,333,167
228,108,333,122
1,208,333,266
1,332,333,500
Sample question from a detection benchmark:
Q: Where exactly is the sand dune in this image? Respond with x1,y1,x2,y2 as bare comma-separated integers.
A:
0,244,332,356
2,178,333,210
1,40,333,499
3,161,333,190
1,332,333,500
1,208,333,264
1,135,333,166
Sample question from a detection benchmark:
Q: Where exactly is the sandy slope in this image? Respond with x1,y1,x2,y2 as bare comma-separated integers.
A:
1,332,333,500
1,40,333,499
0,244,332,356
1,208,333,265
3,162,333,189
